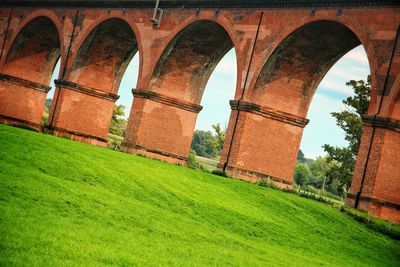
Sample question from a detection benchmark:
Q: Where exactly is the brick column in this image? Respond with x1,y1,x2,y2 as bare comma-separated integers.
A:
0,72,51,131
47,80,119,147
219,100,309,188
346,115,400,223
121,89,202,165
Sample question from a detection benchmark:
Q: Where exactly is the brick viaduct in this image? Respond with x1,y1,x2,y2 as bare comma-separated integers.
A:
0,0,399,223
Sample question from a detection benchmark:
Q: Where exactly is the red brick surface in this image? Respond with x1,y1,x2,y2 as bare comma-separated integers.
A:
0,6,399,222
0,82,47,130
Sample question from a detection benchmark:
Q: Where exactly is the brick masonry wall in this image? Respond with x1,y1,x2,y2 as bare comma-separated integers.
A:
0,5,399,222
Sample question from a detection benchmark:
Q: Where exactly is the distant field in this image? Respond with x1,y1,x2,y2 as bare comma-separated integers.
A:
195,155,219,171
0,124,399,266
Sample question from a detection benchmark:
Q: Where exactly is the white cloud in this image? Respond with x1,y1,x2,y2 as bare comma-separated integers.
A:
214,59,237,75
328,67,364,82
308,93,347,115
319,78,353,95
318,46,370,96
342,47,369,65
212,50,237,77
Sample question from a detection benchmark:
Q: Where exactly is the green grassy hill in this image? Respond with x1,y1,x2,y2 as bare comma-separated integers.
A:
0,124,399,266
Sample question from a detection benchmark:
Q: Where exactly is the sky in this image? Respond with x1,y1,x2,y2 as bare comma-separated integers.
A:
49,45,370,159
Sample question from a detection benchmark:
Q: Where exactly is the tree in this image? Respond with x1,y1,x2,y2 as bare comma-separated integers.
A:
191,130,218,159
309,157,328,188
294,164,311,188
191,123,226,159
323,76,371,193
109,104,127,136
211,123,226,153
296,149,313,165
41,98,53,127
297,149,305,163
44,99,52,112
309,156,339,193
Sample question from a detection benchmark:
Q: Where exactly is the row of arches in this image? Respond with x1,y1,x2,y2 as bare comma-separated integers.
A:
6,12,395,117
2,14,389,122
0,9,399,222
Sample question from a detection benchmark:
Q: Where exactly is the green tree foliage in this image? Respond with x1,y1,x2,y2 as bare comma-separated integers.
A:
211,123,226,152
309,157,339,192
323,76,371,193
294,157,343,196
294,164,311,188
41,98,53,127
191,123,226,159
44,99,52,112
109,104,127,136
309,157,330,181
191,130,218,159
297,149,305,163
187,149,198,169
297,149,314,165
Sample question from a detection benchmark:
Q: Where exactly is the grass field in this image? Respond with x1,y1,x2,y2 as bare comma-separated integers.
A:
0,124,399,266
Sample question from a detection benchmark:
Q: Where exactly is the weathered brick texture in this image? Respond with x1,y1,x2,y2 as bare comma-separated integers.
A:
0,3,399,222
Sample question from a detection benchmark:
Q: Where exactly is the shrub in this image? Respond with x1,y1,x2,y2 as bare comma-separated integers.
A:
107,138,121,150
188,150,198,169
293,164,311,187
256,178,277,189
211,169,227,177
107,134,123,151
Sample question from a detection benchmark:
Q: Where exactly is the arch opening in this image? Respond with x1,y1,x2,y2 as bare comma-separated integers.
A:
150,20,234,104
122,20,237,164
4,16,61,85
299,45,370,195
191,48,237,164
149,20,236,165
69,18,138,94
0,16,61,131
108,54,139,149
41,58,61,127
253,20,362,117
57,18,140,147
252,20,372,196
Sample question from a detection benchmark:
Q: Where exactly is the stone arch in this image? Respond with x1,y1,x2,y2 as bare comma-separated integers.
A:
149,20,235,104
251,20,368,118
220,19,376,187
0,14,61,130
68,18,138,94
245,14,380,114
122,19,238,164
3,15,61,84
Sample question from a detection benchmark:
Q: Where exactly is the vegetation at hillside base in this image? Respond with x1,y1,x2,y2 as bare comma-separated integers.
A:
190,123,226,160
293,77,371,198
40,98,53,127
323,76,371,193
109,104,127,137
294,156,343,200
107,104,127,150
0,124,399,266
